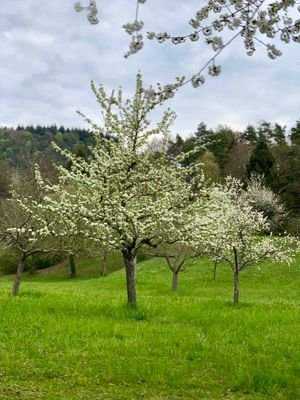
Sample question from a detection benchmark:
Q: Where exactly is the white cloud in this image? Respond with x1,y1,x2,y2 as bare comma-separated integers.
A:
0,0,299,133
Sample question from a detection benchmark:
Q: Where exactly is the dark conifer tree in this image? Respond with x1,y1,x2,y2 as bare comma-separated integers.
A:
246,138,279,190
272,123,286,145
240,124,257,144
290,120,300,144
257,120,273,143
194,122,214,145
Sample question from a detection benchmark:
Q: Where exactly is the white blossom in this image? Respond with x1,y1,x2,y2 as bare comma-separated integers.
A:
191,75,205,88
208,64,221,76
123,21,144,35
146,31,156,40
266,43,282,59
74,0,99,24
189,32,200,42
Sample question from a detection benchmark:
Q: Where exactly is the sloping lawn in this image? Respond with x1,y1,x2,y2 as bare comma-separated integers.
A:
0,256,299,399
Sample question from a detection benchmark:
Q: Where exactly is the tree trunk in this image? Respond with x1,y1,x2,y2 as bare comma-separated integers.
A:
122,251,137,307
12,252,26,296
134,263,138,284
69,254,76,278
100,254,107,276
233,247,240,304
213,261,217,280
233,269,240,304
171,270,179,291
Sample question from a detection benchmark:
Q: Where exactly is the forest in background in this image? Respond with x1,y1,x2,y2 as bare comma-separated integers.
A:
0,120,299,234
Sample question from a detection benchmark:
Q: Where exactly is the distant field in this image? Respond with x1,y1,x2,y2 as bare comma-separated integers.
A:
0,256,300,399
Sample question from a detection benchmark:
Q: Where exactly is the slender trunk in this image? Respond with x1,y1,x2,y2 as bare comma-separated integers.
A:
69,254,76,278
100,254,107,276
12,252,26,296
233,248,240,304
171,270,179,291
233,269,240,304
213,261,217,281
134,263,138,284
122,252,137,307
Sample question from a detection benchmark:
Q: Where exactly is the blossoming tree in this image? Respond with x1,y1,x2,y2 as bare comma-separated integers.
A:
0,175,99,294
24,74,206,306
244,174,287,232
202,177,298,304
142,240,207,291
0,196,61,296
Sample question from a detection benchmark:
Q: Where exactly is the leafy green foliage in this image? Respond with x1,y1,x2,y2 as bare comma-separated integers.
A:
0,126,95,170
194,123,236,168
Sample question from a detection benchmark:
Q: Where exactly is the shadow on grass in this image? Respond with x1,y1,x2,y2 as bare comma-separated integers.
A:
19,290,44,299
22,271,121,284
224,300,254,309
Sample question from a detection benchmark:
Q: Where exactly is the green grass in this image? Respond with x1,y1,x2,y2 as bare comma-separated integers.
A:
0,255,300,399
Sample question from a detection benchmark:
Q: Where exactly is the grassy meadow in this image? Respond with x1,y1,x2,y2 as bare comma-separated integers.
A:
0,255,300,399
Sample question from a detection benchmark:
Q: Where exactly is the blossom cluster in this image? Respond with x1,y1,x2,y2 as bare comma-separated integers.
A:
142,76,186,101
74,0,300,97
74,0,99,25
123,0,147,58
143,2,300,58
142,1,300,92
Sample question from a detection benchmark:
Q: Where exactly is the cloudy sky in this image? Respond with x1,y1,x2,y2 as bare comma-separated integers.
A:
1,0,299,136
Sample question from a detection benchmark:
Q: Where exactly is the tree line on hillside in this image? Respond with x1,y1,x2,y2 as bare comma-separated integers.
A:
168,120,300,218
1,120,300,215
0,125,94,170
